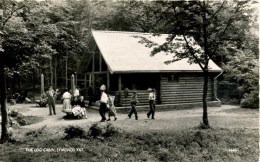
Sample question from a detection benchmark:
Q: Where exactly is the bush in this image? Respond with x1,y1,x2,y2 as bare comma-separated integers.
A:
240,90,259,109
64,125,86,140
26,125,47,137
16,113,30,126
10,109,18,117
88,122,122,138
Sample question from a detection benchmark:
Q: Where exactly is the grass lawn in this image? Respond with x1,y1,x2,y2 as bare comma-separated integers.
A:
1,126,258,162
0,105,259,162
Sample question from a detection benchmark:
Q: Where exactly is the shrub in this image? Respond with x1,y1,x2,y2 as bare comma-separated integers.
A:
64,125,86,140
157,148,172,162
240,90,259,109
88,122,122,138
16,113,30,126
10,109,18,117
26,125,47,137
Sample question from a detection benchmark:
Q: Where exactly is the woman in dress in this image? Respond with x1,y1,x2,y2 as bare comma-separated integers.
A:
62,89,71,110
107,94,117,121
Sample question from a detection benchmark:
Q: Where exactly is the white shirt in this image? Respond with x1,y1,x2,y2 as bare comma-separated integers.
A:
100,92,108,103
62,92,71,99
149,92,156,101
74,89,79,96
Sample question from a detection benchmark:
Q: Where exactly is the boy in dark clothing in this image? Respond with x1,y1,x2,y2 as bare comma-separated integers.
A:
128,90,139,120
71,96,79,107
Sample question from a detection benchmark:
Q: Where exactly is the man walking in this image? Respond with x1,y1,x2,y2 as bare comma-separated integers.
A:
128,90,139,120
147,88,156,119
99,84,108,122
46,86,56,115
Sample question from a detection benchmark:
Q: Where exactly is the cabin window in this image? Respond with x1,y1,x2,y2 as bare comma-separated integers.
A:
168,74,179,82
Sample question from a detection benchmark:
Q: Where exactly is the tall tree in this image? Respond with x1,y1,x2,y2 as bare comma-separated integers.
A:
0,0,32,142
0,0,57,142
139,0,254,128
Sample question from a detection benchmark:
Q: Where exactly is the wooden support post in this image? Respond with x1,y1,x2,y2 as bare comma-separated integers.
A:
107,72,110,92
118,75,122,106
92,51,95,93
84,74,87,88
212,76,215,101
89,74,91,86
99,53,102,72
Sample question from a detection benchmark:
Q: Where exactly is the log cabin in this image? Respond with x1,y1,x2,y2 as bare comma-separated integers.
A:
85,30,222,109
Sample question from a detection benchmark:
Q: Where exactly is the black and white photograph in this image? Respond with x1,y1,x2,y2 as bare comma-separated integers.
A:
0,0,259,161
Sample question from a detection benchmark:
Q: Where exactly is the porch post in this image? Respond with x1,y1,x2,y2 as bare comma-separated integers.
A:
89,74,91,86
118,74,122,106
99,52,102,72
92,51,95,93
107,72,110,91
212,76,216,100
84,74,87,88
118,74,122,91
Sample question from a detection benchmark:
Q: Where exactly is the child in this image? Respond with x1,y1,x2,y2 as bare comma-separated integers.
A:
128,90,139,120
147,88,156,119
107,95,117,121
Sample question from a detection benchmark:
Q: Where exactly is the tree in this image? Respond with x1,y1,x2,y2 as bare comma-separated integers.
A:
0,0,31,142
42,0,91,89
0,0,57,142
91,0,162,32
139,0,254,128
220,1,259,108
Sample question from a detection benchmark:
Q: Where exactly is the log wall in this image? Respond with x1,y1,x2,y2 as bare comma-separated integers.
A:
109,74,216,107
160,74,214,104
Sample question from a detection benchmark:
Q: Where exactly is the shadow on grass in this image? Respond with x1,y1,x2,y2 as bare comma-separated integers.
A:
221,107,259,114
62,115,86,120
24,116,44,125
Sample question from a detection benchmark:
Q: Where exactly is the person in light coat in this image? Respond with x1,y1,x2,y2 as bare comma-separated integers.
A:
147,88,156,119
99,84,108,122
62,89,71,110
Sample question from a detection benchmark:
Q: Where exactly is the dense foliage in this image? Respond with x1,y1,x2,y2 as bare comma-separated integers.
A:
0,0,258,142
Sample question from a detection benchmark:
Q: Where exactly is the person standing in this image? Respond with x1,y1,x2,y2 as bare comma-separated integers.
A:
128,90,139,120
99,84,108,122
88,84,94,107
46,86,56,115
147,88,156,119
107,95,117,121
78,96,87,119
74,86,80,98
62,89,71,110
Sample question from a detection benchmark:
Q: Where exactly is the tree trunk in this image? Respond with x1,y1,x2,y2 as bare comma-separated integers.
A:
202,0,210,128
50,57,53,88
18,75,21,92
65,55,68,89
54,56,57,90
0,57,9,142
32,71,35,101
202,68,209,127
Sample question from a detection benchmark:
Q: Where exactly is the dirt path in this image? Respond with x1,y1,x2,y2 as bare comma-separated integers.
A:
9,103,259,133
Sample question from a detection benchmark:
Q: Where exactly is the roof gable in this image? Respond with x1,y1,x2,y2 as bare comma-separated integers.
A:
92,30,222,74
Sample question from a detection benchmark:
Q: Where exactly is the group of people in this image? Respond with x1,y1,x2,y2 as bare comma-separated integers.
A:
127,87,156,120
98,84,156,122
99,84,117,122
61,87,87,118
38,86,86,118
40,84,156,122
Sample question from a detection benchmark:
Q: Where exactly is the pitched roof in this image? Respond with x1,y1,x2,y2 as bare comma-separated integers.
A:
92,30,222,74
